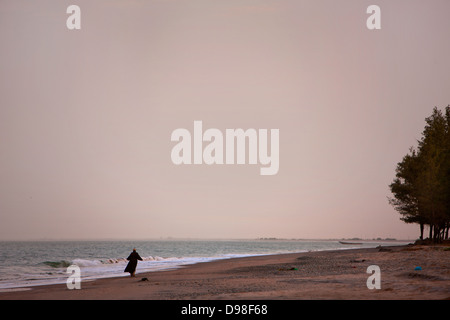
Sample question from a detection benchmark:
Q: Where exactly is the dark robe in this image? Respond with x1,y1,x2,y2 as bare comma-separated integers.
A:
124,250,143,274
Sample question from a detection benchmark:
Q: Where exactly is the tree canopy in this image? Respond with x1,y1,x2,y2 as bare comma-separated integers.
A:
389,106,450,242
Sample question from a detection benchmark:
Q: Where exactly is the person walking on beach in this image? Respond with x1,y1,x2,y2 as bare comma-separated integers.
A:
124,248,143,277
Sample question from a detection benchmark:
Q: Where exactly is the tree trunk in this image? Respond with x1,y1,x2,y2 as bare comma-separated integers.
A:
420,223,424,240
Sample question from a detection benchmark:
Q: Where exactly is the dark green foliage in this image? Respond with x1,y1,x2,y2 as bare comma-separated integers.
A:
389,106,450,242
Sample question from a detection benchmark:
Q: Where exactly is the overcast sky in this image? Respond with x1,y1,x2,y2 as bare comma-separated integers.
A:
1,0,449,240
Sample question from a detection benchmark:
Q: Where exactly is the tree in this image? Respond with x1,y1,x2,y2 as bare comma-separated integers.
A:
388,148,425,239
389,106,450,242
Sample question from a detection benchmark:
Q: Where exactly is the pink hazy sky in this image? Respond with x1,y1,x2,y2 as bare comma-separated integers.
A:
1,0,449,240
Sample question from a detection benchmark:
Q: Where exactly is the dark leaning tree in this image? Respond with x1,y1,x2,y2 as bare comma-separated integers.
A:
389,106,450,242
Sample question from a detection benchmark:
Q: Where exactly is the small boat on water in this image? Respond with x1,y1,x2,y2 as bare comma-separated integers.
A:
339,241,363,245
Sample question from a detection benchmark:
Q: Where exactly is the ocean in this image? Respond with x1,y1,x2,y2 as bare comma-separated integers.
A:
0,239,409,289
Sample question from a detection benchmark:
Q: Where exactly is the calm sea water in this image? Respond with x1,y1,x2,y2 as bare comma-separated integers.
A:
0,239,408,289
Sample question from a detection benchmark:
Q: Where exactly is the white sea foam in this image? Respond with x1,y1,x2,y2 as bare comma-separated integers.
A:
72,259,104,267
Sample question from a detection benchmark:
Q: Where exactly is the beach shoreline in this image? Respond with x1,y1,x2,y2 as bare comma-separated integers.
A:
0,244,448,300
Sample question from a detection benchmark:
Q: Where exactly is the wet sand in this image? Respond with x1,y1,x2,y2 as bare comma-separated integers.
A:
0,244,449,300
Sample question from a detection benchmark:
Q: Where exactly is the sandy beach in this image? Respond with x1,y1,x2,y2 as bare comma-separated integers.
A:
0,244,449,300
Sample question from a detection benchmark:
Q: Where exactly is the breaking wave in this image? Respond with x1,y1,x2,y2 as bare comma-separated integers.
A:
40,256,172,268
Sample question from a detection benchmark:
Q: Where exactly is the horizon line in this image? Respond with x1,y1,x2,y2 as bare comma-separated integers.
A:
0,237,414,242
